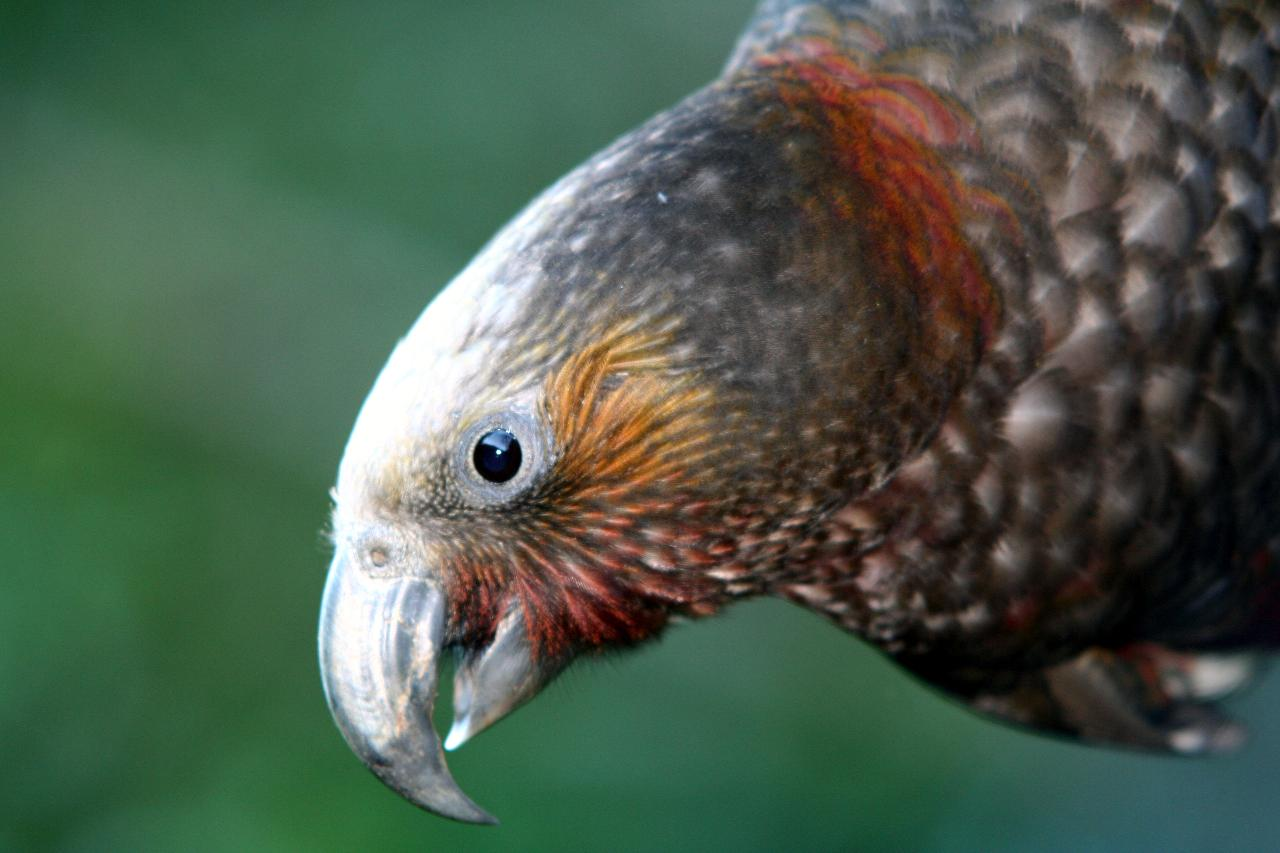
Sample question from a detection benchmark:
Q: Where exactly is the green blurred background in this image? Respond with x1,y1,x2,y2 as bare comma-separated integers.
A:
3,1,1279,850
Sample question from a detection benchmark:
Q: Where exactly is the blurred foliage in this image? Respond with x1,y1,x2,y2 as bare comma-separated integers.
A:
2,1,1279,850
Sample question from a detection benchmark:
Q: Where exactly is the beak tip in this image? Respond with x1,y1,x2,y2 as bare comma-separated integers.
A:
443,722,470,752
408,785,499,826
375,763,500,825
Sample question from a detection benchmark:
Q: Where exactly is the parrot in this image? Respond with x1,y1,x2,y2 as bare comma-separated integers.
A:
318,0,1280,824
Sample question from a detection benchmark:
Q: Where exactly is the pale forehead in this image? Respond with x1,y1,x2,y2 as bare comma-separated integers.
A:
331,145,667,522
334,228,542,518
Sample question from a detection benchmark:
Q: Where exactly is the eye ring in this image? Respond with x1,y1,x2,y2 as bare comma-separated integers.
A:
453,409,547,504
472,428,523,483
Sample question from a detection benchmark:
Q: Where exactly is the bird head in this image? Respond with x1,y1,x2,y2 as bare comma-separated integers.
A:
319,58,994,823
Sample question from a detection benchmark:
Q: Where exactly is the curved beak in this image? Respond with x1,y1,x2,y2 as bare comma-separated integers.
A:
317,550,497,824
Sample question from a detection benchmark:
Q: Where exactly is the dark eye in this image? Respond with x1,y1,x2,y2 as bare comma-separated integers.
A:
473,429,523,483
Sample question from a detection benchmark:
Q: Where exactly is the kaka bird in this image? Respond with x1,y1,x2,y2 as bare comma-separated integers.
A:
318,0,1280,823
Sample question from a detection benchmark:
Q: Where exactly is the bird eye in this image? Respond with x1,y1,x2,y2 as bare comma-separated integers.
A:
455,412,543,503
473,429,522,483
